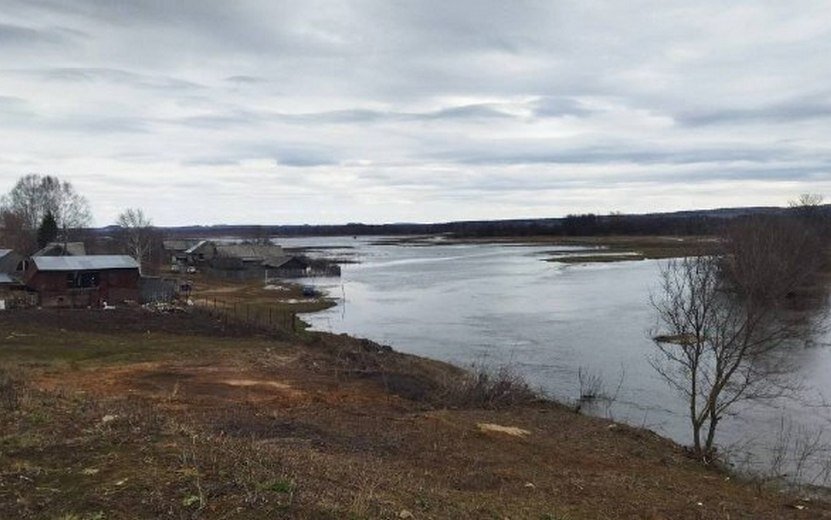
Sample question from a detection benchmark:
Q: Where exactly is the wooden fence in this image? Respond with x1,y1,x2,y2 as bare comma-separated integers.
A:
192,297,298,333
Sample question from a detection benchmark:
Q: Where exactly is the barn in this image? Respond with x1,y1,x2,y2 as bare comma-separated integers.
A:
24,255,141,308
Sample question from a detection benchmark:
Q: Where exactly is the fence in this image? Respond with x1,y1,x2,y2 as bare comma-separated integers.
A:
0,290,38,310
192,296,298,333
140,276,177,303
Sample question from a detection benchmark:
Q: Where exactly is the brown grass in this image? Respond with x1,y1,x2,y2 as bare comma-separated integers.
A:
0,308,827,519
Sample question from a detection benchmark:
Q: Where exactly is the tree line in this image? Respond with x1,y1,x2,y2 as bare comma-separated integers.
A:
0,174,157,270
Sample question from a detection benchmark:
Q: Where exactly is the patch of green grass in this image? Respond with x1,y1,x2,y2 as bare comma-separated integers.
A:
258,478,294,494
182,494,202,508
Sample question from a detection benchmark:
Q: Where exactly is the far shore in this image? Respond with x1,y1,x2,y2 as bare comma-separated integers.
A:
360,234,719,263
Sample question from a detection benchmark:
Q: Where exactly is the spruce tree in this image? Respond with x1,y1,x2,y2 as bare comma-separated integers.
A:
36,212,58,249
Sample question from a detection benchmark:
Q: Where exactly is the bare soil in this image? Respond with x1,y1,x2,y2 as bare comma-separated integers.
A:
0,308,827,519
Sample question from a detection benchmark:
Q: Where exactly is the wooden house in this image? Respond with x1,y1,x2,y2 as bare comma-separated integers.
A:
24,255,140,308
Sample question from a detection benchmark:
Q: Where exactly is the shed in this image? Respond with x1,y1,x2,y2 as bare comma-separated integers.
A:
213,244,285,268
24,255,141,308
163,239,199,265
264,256,311,278
184,240,215,263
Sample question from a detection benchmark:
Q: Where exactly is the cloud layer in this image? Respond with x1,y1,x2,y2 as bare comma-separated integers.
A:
0,1,830,225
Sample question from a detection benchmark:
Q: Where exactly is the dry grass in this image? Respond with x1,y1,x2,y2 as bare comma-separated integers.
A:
0,367,21,411
0,309,827,519
433,363,540,409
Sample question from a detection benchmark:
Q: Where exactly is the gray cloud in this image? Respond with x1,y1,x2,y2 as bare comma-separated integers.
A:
0,22,73,45
0,1,830,225
9,67,204,91
677,99,831,126
430,143,801,167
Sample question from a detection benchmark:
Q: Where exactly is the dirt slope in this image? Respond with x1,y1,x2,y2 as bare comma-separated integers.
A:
0,309,826,519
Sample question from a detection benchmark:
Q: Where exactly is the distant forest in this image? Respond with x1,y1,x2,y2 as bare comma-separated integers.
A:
128,205,826,239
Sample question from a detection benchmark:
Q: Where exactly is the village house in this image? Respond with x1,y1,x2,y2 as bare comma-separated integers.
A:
24,255,140,308
176,240,319,280
0,249,27,307
0,249,23,275
162,239,199,266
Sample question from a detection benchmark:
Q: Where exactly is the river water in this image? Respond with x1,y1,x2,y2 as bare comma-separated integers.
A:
285,235,831,482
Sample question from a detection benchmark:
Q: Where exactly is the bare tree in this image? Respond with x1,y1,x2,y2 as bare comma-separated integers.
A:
789,193,824,211
789,193,828,236
722,215,822,301
650,256,811,461
1,174,92,248
116,208,153,269
0,210,35,253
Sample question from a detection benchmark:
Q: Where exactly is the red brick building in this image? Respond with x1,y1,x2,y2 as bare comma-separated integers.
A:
24,255,140,308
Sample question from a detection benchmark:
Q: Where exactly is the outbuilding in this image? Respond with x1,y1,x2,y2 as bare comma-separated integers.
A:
24,255,140,308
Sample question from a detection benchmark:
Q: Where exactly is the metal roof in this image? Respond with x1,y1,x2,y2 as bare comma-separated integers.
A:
215,244,284,260
163,239,197,251
32,255,139,271
32,242,86,257
184,240,209,255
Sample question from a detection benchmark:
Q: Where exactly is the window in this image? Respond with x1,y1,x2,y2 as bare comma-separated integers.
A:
67,271,100,288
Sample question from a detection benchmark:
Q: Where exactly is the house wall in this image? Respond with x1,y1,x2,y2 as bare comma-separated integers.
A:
203,265,266,282
25,268,140,308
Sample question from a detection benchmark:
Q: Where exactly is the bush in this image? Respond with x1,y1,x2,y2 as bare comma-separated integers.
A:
436,364,538,409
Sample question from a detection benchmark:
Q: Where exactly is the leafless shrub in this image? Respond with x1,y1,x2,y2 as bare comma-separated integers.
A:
574,366,626,420
650,256,817,461
721,215,824,301
577,367,603,401
730,417,831,492
436,363,539,409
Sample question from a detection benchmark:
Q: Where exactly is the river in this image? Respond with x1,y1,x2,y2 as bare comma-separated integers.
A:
284,235,831,484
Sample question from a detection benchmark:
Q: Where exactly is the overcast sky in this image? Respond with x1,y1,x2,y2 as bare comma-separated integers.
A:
1,1,830,226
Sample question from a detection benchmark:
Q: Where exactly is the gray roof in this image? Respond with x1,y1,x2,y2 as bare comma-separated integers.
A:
215,244,284,261
184,240,210,255
33,242,86,257
32,255,140,271
163,239,197,251
0,273,14,284
0,249,11,259
263,256,309,269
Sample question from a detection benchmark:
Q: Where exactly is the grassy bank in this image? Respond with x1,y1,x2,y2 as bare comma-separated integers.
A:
0,308,824,519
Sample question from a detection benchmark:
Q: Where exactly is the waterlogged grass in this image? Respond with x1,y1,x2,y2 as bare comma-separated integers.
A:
548,253,646,264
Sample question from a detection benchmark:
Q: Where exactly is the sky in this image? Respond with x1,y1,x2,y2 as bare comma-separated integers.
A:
0,1,830,226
